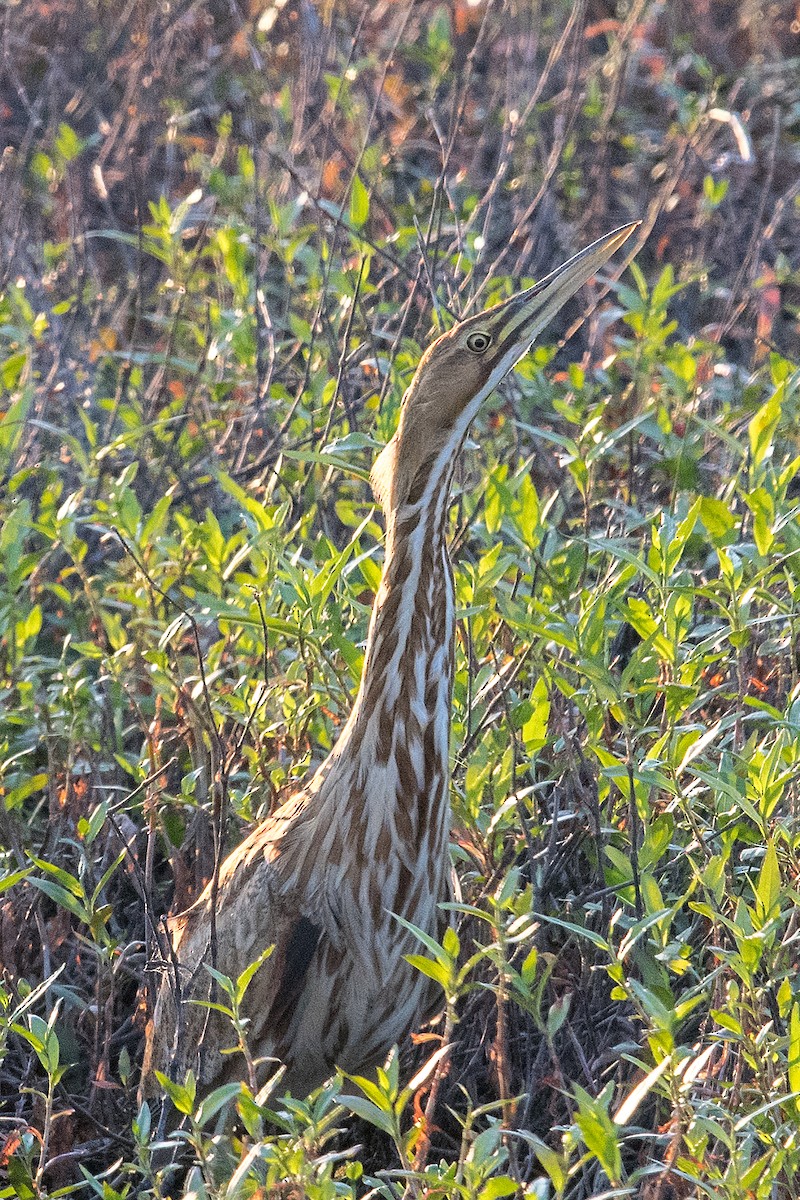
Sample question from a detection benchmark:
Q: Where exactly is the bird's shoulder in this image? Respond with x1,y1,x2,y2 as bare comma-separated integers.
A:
167,783,327,952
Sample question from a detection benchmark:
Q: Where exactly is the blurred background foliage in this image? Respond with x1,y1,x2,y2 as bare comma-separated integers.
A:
1,0,800,1196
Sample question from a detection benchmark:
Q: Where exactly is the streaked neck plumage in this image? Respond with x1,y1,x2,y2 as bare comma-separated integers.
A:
353,461,459,796
319,427,467,877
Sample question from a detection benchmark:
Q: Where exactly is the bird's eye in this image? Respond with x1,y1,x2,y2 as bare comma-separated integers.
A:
466,331,492,354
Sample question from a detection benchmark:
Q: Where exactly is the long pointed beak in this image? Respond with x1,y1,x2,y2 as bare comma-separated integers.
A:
480,221,640,371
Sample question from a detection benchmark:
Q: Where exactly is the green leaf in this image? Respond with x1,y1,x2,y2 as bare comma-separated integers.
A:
0,389,33,465
350,174,369,229
349,1073,393,1111
405,954,450,989
641,814,674,869
535,913,611,954
3,775,48,809
0,868,30,895
201,964,236,997
7,1154,37,1200
664,498,700,572
339,1094,395,1135
118,1046,131,1086
29,858,85,896
442,925,460,958
754,840,781,927
479,1178,518,1200
628,979,675,1031
624,597,673,662
55,122,83,162
13,1014,60,1074
789,1002,800,1100
702,174,728,207
308,515,372,608
235,945,275,1002
527,1135,567,1192
194,1082,243,1128
546,992,571,1038
155,1069,196,1115
27,877,89,923
393,913,449,959
91,850,126,908
572,1085,622,1184
181,1166,209,1200
132,1099,151,1142
1,352,28,390
82,801,109,846
640,872,665,916
468,1125,503,1166
745,486,775,556
711,1009,742,1035
522,675,550,754
216,470,278,533
650,264,684,311
749,387,781,471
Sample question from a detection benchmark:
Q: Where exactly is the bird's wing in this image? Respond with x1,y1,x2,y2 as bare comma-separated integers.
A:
141,798,329,1095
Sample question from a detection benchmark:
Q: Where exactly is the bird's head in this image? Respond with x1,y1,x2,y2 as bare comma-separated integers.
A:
371,222,639,514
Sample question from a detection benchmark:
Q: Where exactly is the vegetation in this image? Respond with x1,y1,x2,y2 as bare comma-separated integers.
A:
1,0,799,1196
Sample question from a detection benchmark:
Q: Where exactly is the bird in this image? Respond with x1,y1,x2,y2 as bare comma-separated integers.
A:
140,221,638,1104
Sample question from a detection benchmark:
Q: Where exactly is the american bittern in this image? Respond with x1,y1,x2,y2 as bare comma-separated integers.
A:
141,222,638,1102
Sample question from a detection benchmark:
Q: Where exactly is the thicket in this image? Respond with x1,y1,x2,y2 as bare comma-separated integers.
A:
1,0,800,1196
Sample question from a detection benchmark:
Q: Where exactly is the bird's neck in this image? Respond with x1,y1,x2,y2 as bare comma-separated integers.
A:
329,472,456,833
362,489,455,723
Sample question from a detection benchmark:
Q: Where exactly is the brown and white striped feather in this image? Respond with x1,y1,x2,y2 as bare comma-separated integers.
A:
141,488,456,1099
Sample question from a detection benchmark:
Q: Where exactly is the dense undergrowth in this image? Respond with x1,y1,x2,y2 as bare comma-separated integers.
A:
1,0,800,1196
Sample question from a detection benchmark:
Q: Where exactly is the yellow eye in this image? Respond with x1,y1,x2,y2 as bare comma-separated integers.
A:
466,331,492,354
